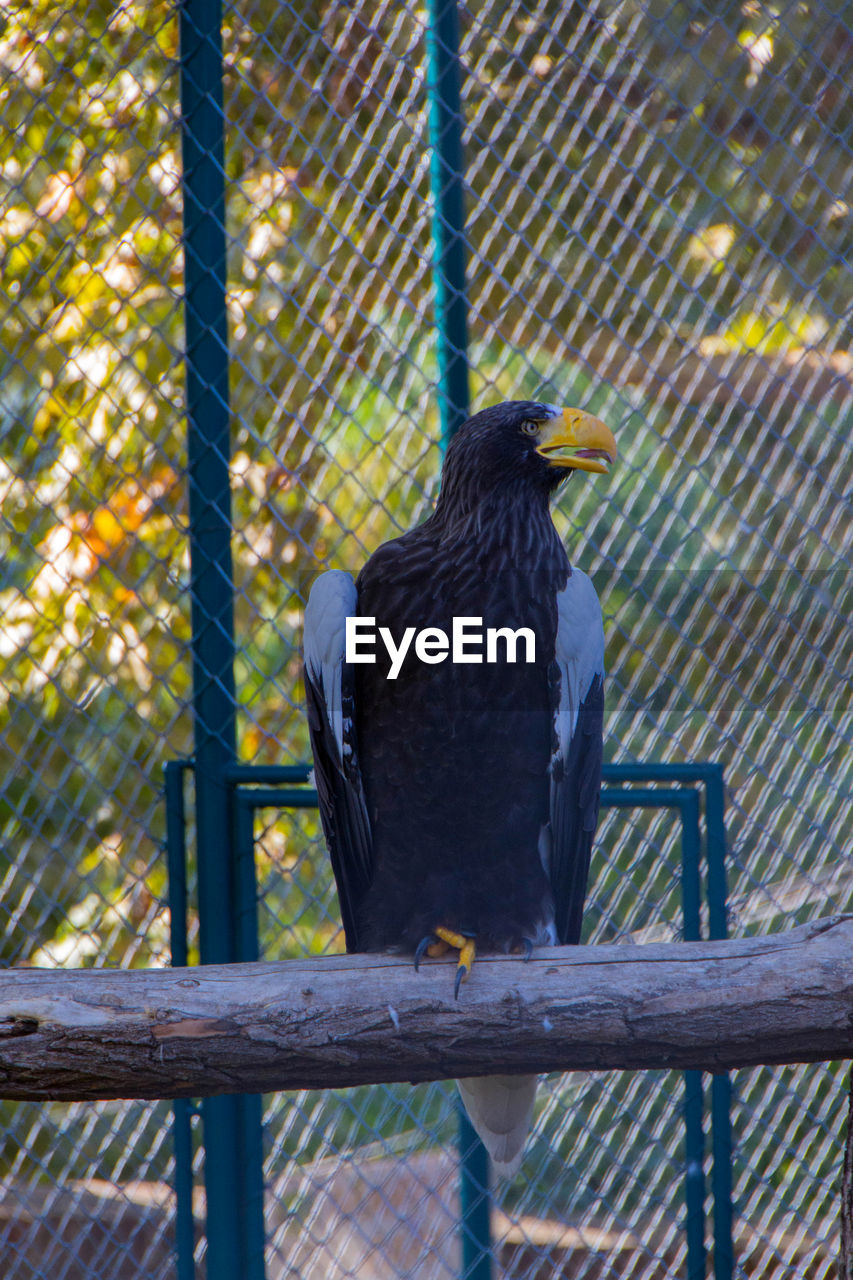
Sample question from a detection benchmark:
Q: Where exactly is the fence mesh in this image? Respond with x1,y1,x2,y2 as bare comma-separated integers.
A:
1,3,184,1276
1,0,852,1276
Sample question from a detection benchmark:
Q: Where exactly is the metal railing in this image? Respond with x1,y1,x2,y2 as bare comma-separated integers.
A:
164,759,732,1280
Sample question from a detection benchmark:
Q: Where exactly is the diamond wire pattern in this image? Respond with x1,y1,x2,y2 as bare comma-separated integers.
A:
1,0,851,1276
1,0,187,1273
461,5,851,1274
226,1,850,1275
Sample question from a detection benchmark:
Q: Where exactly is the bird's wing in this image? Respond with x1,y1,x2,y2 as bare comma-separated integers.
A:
546,569,605,946
303,570,373,951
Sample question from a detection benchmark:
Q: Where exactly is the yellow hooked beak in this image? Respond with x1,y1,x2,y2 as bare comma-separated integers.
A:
535,408,617,475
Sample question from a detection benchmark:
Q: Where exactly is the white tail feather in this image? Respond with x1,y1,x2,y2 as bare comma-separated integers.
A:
456,1075,538,1179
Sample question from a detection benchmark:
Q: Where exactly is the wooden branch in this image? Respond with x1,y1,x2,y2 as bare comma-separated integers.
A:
1,917,851,1102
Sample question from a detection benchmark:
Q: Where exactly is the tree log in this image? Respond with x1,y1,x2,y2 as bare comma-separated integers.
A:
0,916,851,1102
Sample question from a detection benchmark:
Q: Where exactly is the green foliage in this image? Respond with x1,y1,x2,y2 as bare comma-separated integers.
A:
0,0,188,974
461,0,853,345
0,0,849,1226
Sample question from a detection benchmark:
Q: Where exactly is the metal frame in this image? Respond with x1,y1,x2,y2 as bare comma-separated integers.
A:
603,764,733,1280
178,2,266,1276
176,3,733,1277
426,0,470,445
164,761,195,1280
601,784,704,1280
165,762,732,1280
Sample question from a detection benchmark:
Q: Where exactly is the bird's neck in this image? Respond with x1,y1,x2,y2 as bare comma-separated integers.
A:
430,484,566,569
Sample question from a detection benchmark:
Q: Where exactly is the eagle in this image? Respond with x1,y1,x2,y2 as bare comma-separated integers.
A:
303,400,616,1176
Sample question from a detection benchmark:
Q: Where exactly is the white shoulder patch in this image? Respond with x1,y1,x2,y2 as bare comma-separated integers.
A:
553,569,604,759
304,570,357,757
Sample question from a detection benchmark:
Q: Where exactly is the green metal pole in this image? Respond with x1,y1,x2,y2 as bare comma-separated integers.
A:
704,767,728,944
458,1105,491,1280
602,763,714,785
165,762,195,1280
427,0,470,445
679,791,707,1280
178,4,265,1278
603,763,733,1278
179,0,234,970
234,798,267,1279
237,768,726,1280
425,4,486,1274
706,767,734,1280
600,788,707,1279
225,763,313,785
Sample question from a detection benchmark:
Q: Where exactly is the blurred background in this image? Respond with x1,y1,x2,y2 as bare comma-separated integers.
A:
0,0,851,1276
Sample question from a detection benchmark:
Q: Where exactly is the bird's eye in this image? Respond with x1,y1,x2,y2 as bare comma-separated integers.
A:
520,421,539,437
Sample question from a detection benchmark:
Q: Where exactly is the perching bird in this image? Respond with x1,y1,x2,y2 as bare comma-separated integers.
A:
304,401,615,1176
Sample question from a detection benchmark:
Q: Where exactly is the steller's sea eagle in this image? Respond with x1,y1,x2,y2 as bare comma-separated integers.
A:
303,400,616,1176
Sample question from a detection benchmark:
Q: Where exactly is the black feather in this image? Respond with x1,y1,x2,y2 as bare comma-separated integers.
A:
305,401,605,956
304,662,372,951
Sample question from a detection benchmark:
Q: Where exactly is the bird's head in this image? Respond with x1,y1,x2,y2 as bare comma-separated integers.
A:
438,401,617,509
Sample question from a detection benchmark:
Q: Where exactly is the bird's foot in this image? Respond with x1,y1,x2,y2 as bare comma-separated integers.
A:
413,926,476,999
414,934,445,968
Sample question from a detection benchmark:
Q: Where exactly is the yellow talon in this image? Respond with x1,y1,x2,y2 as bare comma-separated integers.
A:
457,936,476,977
434,926,469,949
433,927,477,998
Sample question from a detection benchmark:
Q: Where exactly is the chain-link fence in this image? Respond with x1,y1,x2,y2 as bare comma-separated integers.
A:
2,0,852,1276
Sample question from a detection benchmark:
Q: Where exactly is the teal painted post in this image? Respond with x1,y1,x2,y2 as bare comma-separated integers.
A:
234,798,268,1279
458,1106,491,1280
425,4,487,1278
164,762,191,974
683,1069,706,1280
706,768,734,1280
235,795,261,967
220,768,727,1280
179,0,234,965
602,762,733,1279
165,762,195,1280
178,3,265,1278
427,0,470,444
600,787,707,1280
679,791,707,1280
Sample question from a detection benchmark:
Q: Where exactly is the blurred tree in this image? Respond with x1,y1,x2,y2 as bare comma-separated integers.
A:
0,0,849,1019
0,0,850,1230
